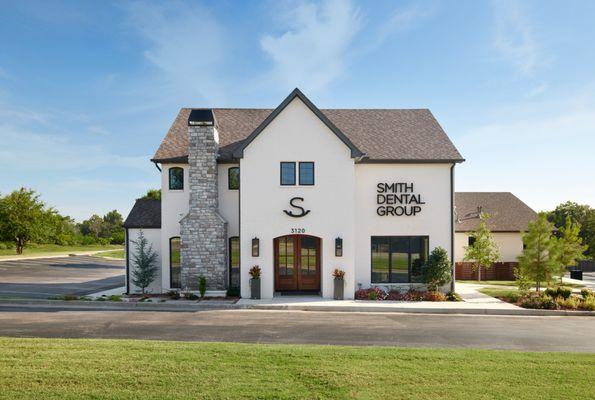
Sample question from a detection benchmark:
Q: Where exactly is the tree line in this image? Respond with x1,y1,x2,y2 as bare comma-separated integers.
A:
0,188,124,254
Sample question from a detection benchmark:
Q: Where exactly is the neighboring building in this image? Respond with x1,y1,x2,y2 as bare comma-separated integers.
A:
124,88,466,298
454,192,537,280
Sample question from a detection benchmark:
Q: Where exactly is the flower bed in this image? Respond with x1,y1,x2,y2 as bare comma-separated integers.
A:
488,287,595,311
354,287,461,302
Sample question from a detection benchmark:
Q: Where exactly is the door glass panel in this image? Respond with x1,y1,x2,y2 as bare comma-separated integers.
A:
300,236,317,276
278,237,295,277
390,237,409,283
371,237,390,283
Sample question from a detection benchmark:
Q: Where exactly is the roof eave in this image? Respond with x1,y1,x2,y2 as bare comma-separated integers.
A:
357,158,465,164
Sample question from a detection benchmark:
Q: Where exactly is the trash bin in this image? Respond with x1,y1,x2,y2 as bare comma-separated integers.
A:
570,270,583,280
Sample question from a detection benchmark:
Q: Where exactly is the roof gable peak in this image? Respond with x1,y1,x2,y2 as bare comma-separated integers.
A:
232,88,364,159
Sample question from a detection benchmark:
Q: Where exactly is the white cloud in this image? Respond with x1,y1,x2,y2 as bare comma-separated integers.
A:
376,3,436,42
126,1,227,104
492,0,539,75
525,82,548,99
260,0,362,94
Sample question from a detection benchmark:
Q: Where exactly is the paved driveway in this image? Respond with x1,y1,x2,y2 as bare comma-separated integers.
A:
0,256,124,299
0,309,593,352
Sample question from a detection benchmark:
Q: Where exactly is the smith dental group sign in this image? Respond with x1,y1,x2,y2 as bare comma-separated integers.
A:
376,182,425,216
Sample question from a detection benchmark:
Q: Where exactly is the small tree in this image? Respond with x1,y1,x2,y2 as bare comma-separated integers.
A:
199,275,207,298
463,213,500,281
423,246,452,292
554,216,588,282
517,213,561,293
0,188,49,254
131,230,158,294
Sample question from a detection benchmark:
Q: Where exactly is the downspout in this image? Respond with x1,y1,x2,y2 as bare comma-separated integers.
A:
153,162,162,172
125,228,130,294
450,164,455,293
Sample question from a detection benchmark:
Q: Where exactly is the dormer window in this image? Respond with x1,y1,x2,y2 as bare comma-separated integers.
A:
169,167,184,190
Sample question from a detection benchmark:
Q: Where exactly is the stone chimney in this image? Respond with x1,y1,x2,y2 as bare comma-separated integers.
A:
180,109,228,291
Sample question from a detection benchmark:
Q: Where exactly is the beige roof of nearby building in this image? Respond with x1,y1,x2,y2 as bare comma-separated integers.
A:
455,192,537,232
152,94,464,163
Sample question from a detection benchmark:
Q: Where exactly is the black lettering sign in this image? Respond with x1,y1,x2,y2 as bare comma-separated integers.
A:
283,197,311,218
376,181,425,217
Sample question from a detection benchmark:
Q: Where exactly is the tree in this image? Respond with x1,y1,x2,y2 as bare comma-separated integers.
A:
548,201,594,260
423,246,452,292
101,210,123,239
0,188,49,254
79,214,103,238
131,230,158,294
554,216,588,282
143,189,161,200
463,213,500,282
517,213,561,293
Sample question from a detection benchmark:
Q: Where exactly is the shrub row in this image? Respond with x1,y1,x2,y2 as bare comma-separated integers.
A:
520,292,595,311
354,287,460,302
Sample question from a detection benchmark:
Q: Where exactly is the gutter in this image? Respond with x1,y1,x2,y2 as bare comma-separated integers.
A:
450,164,455,293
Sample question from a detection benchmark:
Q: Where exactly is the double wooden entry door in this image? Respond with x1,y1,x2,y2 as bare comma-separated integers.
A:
274,235,321,292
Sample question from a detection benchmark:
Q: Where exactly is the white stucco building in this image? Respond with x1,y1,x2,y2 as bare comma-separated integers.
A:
124,88,472,298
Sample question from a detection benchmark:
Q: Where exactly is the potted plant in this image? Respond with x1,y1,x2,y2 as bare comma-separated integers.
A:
332,268,345,300
249,266,261,299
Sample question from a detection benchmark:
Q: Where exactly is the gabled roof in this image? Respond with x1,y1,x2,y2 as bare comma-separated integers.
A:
232,88,363,158
455,192,537,232
152,88,464,163
123,198,161,229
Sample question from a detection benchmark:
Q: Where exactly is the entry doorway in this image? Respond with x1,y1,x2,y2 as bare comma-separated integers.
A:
274,235,321,293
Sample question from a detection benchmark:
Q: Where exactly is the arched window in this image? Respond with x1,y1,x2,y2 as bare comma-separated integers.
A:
229,237,240,289
169,167,184,190
170,237,181,289
228,167,239,190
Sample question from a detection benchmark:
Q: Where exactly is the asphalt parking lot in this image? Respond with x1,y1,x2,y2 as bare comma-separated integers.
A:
0,255,125,299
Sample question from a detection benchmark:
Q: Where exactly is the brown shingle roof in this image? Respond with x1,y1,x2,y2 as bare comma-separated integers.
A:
152,104,463,163
123,198,161,229
455,192,537,232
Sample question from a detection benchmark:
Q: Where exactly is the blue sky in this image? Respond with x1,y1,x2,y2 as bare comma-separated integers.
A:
0,0,594,221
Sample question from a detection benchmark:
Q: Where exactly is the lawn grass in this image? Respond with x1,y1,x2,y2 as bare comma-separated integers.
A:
94,249,125,259
0,338,593,399
0,244,123,258
478,287,520,301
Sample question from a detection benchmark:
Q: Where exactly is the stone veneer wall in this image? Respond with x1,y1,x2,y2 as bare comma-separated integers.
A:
180,124,228,291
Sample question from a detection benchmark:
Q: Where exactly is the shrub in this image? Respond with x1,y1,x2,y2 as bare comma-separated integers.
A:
81,236,97,246
520,294,557,310
110,231,125,245
424,291,447,302
580,288,594,299
403,289,426,301
446,291,462,302
386,289,404,301
166,290,180,300
183,292,199,300
423,246,451,291
556,295,580,310
545,287,572,300
579,296,595,311
199,275,207,298
107,295,122,302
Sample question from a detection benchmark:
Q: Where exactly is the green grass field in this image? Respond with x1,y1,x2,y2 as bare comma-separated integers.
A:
0,338,593,399
0,244,123,258
94,249,125,259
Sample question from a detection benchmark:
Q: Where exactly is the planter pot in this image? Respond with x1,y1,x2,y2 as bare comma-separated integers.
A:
333,278,344,300
250,278,261,299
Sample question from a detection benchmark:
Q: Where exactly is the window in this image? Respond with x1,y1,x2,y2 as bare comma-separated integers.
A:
468,236,476,246
280,162,296,185
371,236,429,283
169,167,184,190
299,162,314,185
228,167,239,190
170,237,181,288
229,237,240,289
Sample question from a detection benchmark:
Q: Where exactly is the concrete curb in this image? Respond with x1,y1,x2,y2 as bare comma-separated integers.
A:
0,299,593,316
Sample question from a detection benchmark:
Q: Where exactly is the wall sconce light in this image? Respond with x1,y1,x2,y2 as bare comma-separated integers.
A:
252,237,260,257
335,237,343,257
